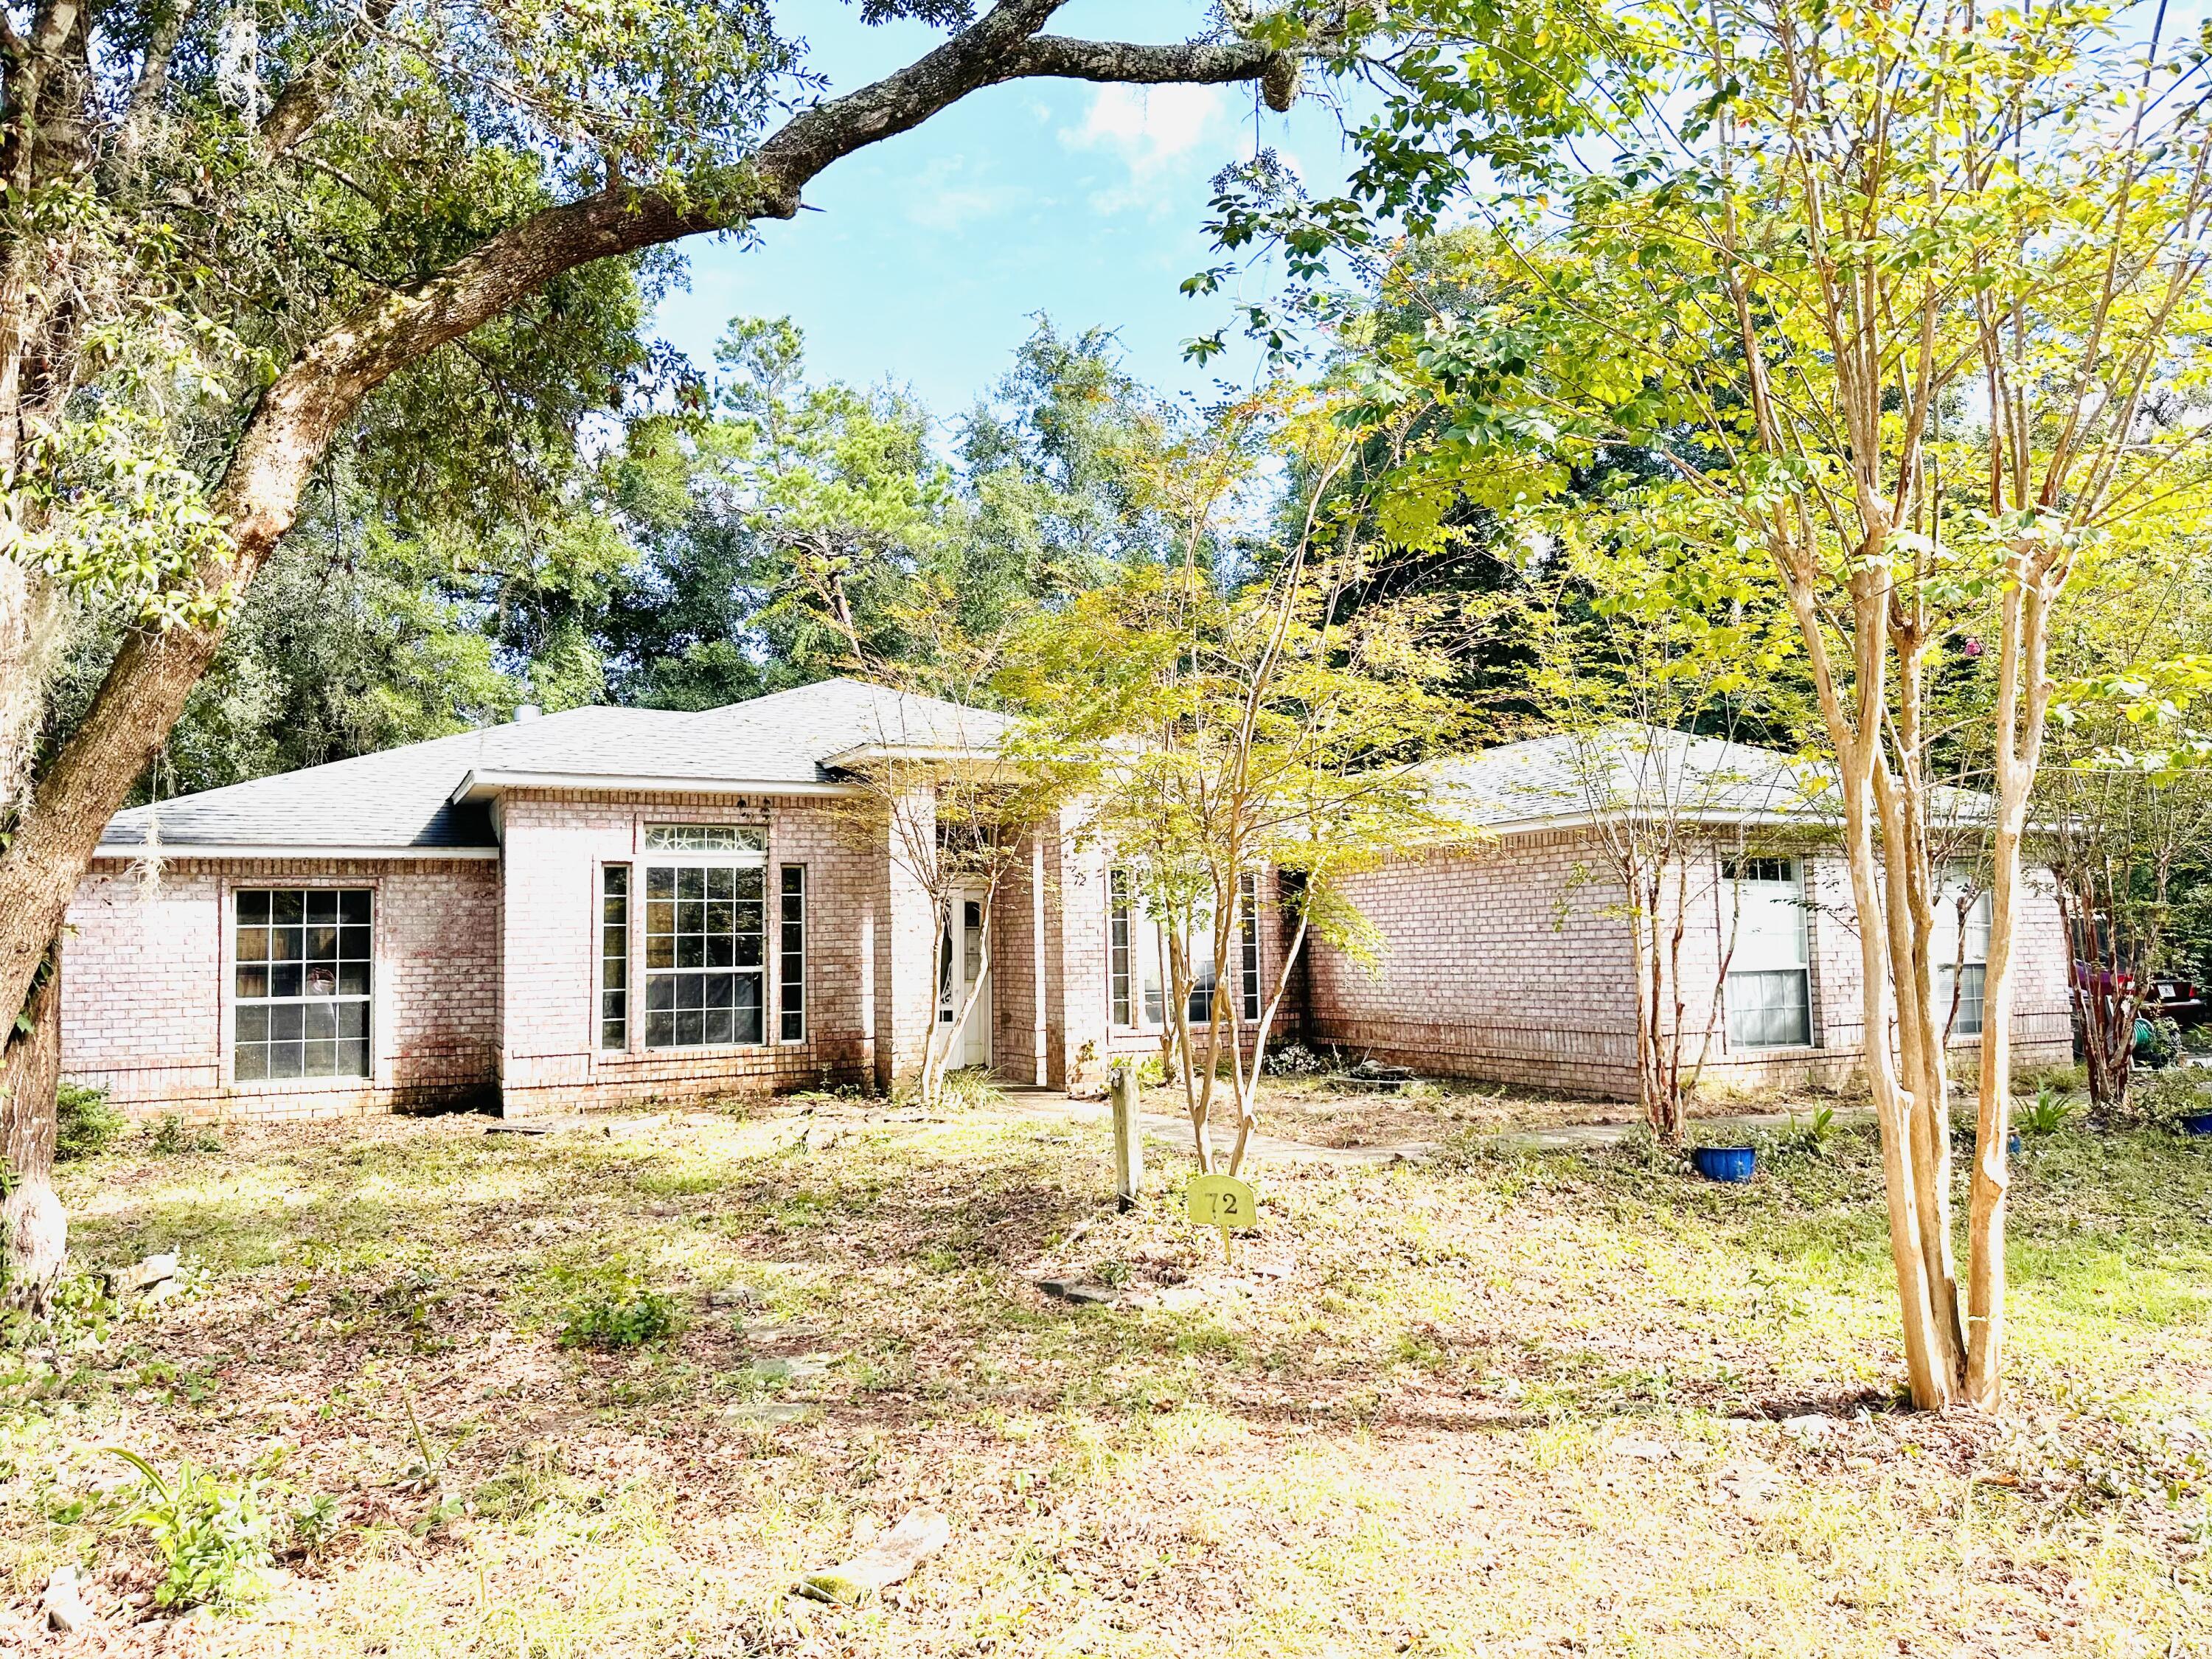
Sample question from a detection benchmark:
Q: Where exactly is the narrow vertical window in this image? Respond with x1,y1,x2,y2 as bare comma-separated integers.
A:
1934,866,1992,1036
1108,868,1133,1026
1238,871,1262,1022
779,864,806,1042
600,864,629,1051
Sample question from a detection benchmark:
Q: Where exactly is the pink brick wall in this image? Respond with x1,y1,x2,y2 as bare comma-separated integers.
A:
1304,832,2075,1100
62,856,500,1122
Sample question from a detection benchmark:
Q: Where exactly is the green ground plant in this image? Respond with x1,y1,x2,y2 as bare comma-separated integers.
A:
559,1284,679,1351
107,1448,275,1611
9,1102,2206,1656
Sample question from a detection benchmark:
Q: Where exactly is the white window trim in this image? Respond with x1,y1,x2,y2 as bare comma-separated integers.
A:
1722,856,1815,1052
224,880,381,1091
1107,868,1264,1034
639,858,771,1051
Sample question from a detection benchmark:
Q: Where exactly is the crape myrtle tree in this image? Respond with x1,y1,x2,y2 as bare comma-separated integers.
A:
1276,3,2212,1408
1010,389,1464,1175
0,0,1338,1203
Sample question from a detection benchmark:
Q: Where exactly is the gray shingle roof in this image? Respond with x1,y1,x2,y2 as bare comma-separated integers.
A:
1425,725,1832,831
99,679,1015,854
1426,724,2000,832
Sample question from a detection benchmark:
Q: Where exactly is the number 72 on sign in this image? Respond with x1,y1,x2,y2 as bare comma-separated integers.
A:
1186,1173,1257,1231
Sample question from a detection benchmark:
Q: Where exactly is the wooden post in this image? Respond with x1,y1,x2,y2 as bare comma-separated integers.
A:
1110,1062,1143,1212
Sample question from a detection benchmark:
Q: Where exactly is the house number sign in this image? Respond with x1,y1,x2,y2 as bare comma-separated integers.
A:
1186,1174,1258,1231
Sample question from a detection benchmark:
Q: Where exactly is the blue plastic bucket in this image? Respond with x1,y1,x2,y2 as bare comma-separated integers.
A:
2183,1112,2212,1138
1691,1145,1757,1183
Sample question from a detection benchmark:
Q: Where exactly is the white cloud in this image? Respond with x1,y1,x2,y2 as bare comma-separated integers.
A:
905,155,1028,232
1060,84,1225,211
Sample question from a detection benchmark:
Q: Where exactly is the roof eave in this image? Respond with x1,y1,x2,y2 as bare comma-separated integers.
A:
449,768,864,805
93,842,501,860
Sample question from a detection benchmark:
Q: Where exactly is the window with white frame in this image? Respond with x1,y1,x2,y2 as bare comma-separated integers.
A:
643,847,766,1048
599,865,629,1051
1723,856,1812,1048
643,823,767,854
234,888,371,1079
778,865,806,1043
1933,867,1992,1036
1108,869,1262,1029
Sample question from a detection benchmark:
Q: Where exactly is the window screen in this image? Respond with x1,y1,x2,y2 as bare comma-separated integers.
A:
234,888,371,1080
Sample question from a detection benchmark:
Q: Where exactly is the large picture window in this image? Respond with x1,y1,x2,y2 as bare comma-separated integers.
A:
644,863,765,1048
1108,869,1262,1030
1723,857,1812,1049
234,888,371,1080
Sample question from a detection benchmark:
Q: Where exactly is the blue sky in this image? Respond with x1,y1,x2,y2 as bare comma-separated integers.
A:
650,1,1356,420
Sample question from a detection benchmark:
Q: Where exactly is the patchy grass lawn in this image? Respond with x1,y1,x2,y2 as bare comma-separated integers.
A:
1135,1071,1856,1150
4,1096,2210,1656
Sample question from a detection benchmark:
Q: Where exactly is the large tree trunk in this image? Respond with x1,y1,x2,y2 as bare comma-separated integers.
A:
3,936,66,1313
2,936,63,1178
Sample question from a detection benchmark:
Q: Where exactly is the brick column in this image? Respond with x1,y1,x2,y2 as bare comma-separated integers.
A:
874,787,937,1093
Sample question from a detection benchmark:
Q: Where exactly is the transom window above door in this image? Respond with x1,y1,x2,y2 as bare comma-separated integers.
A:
234,888,371,1080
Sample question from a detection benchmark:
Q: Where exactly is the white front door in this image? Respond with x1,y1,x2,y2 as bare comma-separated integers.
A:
937,892,992,1070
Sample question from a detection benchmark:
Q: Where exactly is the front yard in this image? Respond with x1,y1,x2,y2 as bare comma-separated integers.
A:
4,1091,2209,1656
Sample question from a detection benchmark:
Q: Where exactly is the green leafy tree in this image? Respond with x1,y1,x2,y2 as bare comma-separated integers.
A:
2037,528,2212,1113
1014,390,1467,1173
1326,1,2212,1410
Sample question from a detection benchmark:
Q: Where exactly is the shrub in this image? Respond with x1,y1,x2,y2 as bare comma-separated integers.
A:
2017,1085,2076,1136
2133,1068,2212,1131
1264,1041,1330,1078
2014,1060,2087,1097
108,1448,274,1611
1781,1105,1837,1155
560,1285,678,1350
56,1082,125,1162
939,1067,1004,1112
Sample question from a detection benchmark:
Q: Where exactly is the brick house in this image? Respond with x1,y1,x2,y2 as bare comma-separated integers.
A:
60,694,2073,1120
1298,726,2077,1097
63,680,1259,1121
